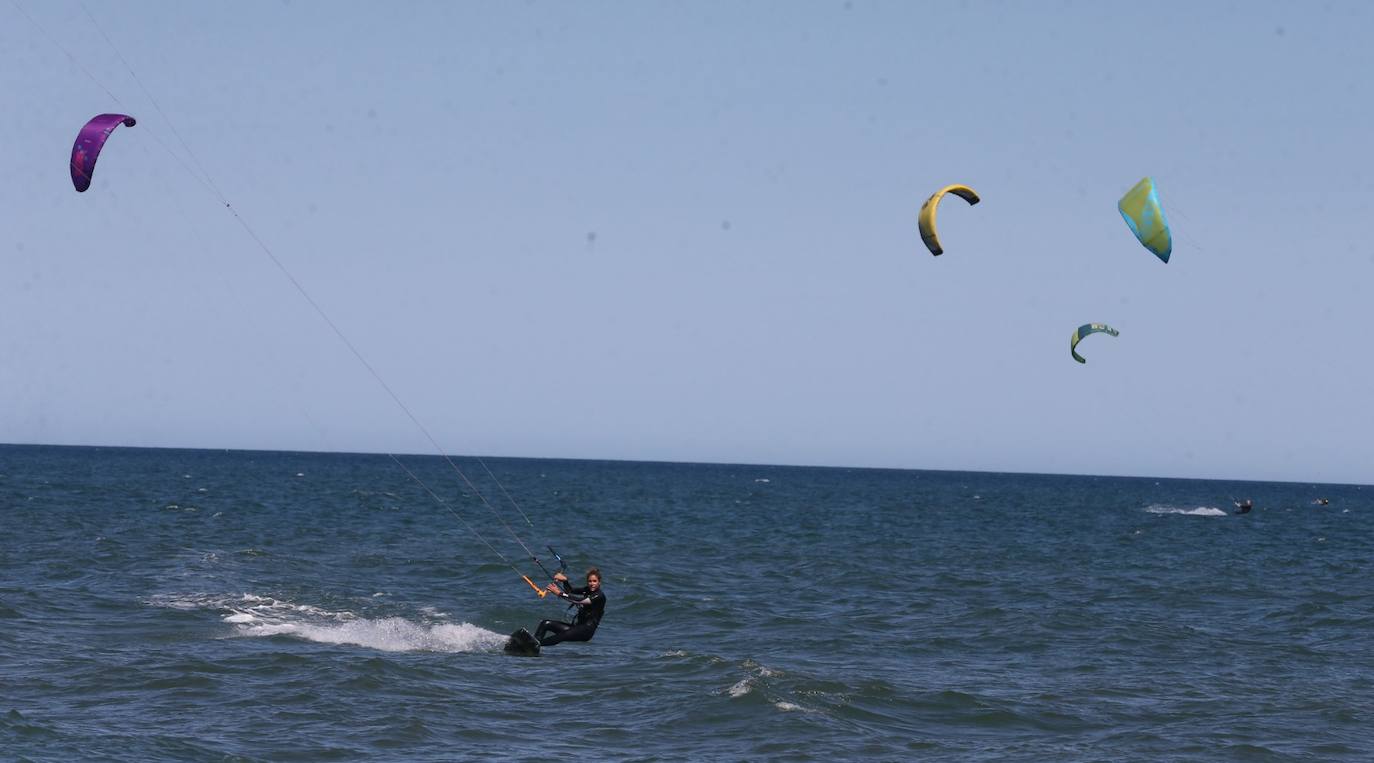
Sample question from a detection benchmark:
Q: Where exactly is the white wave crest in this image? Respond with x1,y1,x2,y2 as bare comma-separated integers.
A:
237,618,505,653
727,661,782,698
1145,504,1228,517
148,592,505,653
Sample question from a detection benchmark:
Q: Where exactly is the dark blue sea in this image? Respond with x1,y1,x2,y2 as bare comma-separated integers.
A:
1,444,1370,761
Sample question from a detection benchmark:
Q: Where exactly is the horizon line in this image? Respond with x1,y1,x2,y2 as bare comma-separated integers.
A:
1,440,1365,489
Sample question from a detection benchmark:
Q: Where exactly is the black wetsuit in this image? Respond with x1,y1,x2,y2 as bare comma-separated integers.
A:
535,583,605,647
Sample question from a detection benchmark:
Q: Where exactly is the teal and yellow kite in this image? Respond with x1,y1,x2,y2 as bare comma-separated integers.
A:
1071,323,1119,364
1118,177,1172,263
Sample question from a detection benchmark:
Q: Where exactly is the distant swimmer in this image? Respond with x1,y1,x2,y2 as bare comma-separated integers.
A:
1233,499,1253,515
535,567,606,647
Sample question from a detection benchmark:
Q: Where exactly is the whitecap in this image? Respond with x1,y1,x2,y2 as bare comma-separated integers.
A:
1145,504,1227,517
152,592,504,653
236,618,504,653
147,592,222,611
727,661,781,698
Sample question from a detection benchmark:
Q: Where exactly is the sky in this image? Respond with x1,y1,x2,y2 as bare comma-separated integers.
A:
2,0,1372,484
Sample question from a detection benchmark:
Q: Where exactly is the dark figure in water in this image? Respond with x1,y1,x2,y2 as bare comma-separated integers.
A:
1234,499,1253,515
536,567,606,647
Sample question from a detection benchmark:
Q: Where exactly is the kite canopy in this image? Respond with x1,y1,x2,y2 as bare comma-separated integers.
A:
70,113,137,192
1071,323,1119,364
918,184,980,256
1117,177,1171,263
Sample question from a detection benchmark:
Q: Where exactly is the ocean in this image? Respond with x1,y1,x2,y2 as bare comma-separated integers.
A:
1,444,1370,761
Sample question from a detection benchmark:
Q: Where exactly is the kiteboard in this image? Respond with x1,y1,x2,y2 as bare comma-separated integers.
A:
504,628,540,656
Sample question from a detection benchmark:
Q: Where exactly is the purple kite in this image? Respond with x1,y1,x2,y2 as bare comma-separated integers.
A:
70,113,136,192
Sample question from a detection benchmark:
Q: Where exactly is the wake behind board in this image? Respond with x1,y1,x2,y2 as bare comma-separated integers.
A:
504,628,540,656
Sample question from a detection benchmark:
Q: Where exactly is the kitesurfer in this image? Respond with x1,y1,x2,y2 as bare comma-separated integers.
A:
1234,499,1253,515
535,568,605,647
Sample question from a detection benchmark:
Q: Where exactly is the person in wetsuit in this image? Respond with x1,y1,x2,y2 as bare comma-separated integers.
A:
535,567,605,647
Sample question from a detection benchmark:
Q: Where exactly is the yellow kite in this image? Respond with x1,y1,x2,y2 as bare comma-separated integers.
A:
918,184,980,256
1118,177,1172,263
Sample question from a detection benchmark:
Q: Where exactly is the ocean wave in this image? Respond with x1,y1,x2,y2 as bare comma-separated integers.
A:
726,660,782,698
1144,504,1228,517
147,592,505,653
149,592,344,621
0,709,57,740
236,618,504,653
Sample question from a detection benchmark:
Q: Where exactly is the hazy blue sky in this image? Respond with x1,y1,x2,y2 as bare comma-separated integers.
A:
3,1,1372,483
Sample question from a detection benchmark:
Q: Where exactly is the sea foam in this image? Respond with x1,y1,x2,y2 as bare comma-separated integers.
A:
149,592,505,653
235,618,504,653
1144,504,1228,517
